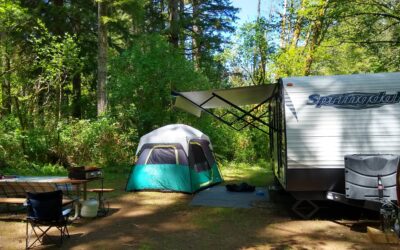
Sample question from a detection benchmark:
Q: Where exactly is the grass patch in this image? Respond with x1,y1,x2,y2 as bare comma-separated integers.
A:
137,241,154,250
96,169,131,196
192,207,249,232
219,160,273,187
1,161,273,198
2,163,68,176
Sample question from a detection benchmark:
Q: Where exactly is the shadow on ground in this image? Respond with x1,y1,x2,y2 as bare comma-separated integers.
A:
0,177,397,250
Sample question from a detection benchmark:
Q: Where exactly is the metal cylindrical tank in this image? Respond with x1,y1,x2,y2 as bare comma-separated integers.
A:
81,198,99,218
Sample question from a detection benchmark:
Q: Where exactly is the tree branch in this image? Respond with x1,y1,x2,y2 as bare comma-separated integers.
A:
339,12,400,21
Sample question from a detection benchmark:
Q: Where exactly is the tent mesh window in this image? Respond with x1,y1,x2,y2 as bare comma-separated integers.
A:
190,143,211,172
146,147,178,165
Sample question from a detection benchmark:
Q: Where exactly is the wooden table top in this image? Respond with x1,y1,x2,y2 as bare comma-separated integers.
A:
0,197,75,206
0,177,102,185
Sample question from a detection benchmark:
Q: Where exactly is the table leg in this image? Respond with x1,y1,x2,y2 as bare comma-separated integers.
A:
83,183,87,200
71,201,80,220
76,183,81,200
71,183,82,220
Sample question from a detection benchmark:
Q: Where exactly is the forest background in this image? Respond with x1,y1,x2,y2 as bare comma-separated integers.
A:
1,0,399,175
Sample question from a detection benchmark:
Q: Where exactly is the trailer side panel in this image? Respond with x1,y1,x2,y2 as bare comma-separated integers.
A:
282,72,400,192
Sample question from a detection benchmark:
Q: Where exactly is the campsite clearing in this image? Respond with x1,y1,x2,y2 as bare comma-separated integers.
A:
0,164,398,249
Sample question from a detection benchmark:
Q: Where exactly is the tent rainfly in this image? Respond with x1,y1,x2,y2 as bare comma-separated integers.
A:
126,124,223,193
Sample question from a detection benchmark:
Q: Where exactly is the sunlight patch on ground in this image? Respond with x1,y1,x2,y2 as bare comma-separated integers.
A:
0,220,64,250
256,220,375,249
0,222,25,250
123,192,189,206
122,208,156,218
156,220,197,232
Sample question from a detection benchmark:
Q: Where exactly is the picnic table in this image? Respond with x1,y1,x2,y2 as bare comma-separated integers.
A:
0,176,103,219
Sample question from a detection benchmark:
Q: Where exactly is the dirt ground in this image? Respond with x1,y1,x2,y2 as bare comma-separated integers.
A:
0,189,399,250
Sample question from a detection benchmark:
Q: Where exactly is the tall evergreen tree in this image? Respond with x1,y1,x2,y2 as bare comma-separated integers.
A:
97,0,108,116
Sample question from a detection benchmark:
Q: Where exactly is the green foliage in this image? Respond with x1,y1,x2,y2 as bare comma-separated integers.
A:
0,116,135,175
218,18,275,85
272,47,307,77
109,34,210,136
273,0,400,77
58,118,135,167
4,0,400,177
312,42,383,75
30,26,82,80
12,163,67,176
0,116,26,170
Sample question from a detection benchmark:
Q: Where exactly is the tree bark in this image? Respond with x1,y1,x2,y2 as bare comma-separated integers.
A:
279,0,288,48
168,0,179,47
1,44,12,116
291,0,304,48
71,0,82,119
37,78,45,126
304,0,329,76
97,0,108,116
13,96,25,130
53,0,64,35
72,73,81,118
192,0,201,69
179,0,186,48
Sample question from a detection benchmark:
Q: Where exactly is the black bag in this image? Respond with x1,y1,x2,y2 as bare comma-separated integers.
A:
226,182,255,192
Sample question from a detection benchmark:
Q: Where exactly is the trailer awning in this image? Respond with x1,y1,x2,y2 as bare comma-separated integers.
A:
172,84,277,133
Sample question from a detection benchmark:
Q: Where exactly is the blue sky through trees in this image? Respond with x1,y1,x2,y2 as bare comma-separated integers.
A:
233,0,275,25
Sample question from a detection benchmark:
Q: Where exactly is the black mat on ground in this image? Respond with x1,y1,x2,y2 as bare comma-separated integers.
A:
190,185,269,208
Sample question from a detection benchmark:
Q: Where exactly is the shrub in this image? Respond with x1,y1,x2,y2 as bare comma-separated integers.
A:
58,118,136,168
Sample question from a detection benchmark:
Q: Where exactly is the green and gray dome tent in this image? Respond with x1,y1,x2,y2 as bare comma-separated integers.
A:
126,124,223,193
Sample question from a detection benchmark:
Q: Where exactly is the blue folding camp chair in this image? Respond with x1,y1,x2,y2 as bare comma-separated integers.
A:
25,190,71,249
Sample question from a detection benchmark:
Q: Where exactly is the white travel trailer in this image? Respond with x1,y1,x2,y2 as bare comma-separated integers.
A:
173,72,400,217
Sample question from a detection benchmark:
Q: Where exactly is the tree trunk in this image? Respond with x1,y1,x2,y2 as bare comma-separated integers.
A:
1,44,11,116
71,0,82,119
256,0,267,85
37,86,45,126
178,0,186,48
13,96,25,130
279,0,288,48
168,0,179,47
97,0,108,116
257,33,267,85
304,0,329,76
290,0,304,48
54,0,69,120
72,73,81,118
53,0,64,35
192,0,201,69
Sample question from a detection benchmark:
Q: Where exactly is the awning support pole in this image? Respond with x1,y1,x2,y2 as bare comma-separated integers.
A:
173,92,241,131
211,93,273,129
